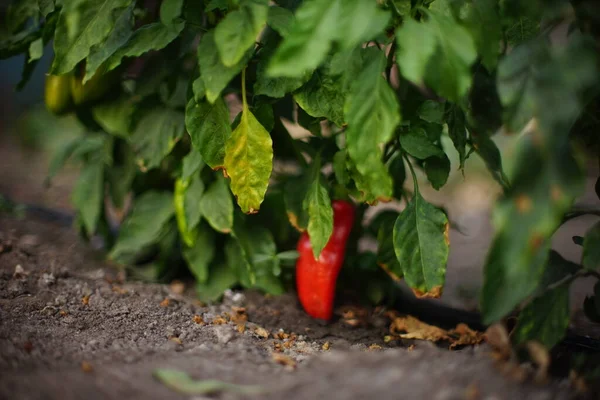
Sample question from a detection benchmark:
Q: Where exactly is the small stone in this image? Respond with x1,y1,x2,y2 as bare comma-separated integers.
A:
40,273,56,286
214,325,234,344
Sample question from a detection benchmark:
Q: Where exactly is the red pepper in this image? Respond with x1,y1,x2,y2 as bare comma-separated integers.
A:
296,200,355,320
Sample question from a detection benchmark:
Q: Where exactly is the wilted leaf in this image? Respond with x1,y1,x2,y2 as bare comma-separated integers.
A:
393,190,448,296
224,82,273,214
185,97,231,170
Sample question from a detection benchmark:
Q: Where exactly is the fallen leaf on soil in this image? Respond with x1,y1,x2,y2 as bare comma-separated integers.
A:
159,298,170,307
13,264,28,278
390,315,450,342
169,280,185,295
230,307,248,324
322,342,330,350
388,315,484,348
449,323,485,349
275,330,289,340
273,342,283,352
282,339,295,349
169,337,183,345
193,315,204,325
484,324,512,360
254,326,270,339
212,316,228,325
82,294,90,306
369,344,382,351
153,368,266,395
569,370,589,394
237,323,246,333
81,361,93,373
525,341,550,383
59,310,68,316
271,353,296,368
111,285,128,295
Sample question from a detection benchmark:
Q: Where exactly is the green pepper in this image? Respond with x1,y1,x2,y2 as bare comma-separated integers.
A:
174,178,198,247
44,74,74,116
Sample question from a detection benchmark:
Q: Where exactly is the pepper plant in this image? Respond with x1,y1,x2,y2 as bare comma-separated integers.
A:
2,0,600,350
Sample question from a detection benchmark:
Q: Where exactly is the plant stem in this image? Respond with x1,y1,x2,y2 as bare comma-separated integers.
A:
386,41,397,82
402,153,419,195
241,68,247,110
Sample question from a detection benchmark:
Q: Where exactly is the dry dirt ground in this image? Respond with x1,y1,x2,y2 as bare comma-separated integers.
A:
0,214,597,400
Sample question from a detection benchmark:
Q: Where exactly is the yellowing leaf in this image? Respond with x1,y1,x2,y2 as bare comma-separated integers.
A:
224,70,273,214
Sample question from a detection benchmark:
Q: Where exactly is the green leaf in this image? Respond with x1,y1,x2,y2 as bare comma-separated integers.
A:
377,214,402,281
303,165,333,259
267,0,390,77
130,107,185,170
391,0,411,16
110,191,175,261
106,142,136,208
399,126,444,160
481,140,585,323
254,29,311,98
50,0,132,74
28,38,43,62
185,97,231,170
505,17,539,47
497,36,598,134
46,135,106,184
294,65,347,126
192,77,206,102
206,0,229,12
388,154,406,199
91,95,135,138
345,48,399,201
447,105,468,170
224,87,273,214
284,174,310,231
196,262,238,303
153,368,264,396
199,176,234,233
583,221,600,270
471,132,509,190
71,160,104,236
512,285,569,349
393,190,449,296
105,22,184,72
229,213,283,293
395,9,477,101
266,6,294,37
333,150,350,187
418,100,444,124
460,0,501,71
197,30,252,103
182,223,215,284
424,155,450,190
215,0,267,67
181,151,204,180
84,3,134,83
160,0,185,25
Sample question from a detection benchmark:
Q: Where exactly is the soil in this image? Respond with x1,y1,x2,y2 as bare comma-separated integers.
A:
0,214,597,400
